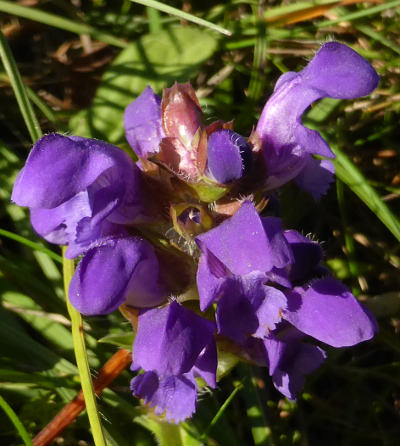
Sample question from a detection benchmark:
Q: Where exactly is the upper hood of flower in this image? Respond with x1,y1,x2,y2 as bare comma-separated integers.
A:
11,134,144,258
254,41,379,193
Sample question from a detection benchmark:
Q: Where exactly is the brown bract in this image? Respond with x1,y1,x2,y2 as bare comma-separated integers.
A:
157,82,207,180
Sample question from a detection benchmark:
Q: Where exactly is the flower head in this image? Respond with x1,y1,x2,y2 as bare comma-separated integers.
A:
12,41,379,421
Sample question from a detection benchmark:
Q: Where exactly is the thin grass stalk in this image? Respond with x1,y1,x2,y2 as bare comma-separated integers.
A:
333,147,400,243
0,228,63,263
240,365,274,446
62,247,107,446
0,30,42,142
317,0,400,27
0,1,127,48
129,0,232,35
0,395,34,446
201,381,243,441
336,179,361,295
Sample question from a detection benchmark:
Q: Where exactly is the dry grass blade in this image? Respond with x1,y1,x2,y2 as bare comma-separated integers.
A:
265,0,383,26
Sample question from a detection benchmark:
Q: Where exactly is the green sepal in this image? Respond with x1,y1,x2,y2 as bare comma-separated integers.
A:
188,179,230,203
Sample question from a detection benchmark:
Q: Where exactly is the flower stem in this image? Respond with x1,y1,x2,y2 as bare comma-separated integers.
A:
62,248,107,446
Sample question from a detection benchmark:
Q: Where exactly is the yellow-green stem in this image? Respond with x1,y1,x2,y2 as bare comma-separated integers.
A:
62,248,107,446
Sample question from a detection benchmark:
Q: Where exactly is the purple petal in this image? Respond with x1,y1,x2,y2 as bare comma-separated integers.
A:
193,341,218,388
131,370,159,404
293,126,334,158
264,335,326,399
205,129,252,183
30,191,91,245
253,286,287,338
284,277,378,347
131,371,197,423
295,157,335,200
132,301,216,376
216,279,259,343
65,220,128,259
261,217,293,269
256,42,378,190
302,42,379,99
196,247,230,311
196,201,289,275
69,237,165,315
124,86,164,158
12,134,136,209
283,230,322,283
265,267,292,288
69,182,123,253
215,273,286,342
12,134,144,257
258,148,309,191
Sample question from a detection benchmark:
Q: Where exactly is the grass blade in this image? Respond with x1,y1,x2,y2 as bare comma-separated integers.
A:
0,228,63,263
129,0,231,35
239,365,273,446
201,382,243,440
333,146,400,242
317,0,400,27
355,24,400,56
0,72,58,123
0,30,42,141
0,1,127,48
0,394,33,446
62,248,107,446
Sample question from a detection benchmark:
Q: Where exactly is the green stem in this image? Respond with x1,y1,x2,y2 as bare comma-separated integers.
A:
0,394,33,446
62,248,107,446
0,30,42,142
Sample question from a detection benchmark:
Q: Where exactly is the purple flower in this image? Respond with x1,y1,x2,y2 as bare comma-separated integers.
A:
12,134,144,259
253,42,379,198
196,200,377,397
11,133,168,315
131,301,217,422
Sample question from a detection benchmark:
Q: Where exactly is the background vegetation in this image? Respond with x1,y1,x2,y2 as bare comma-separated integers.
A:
0,1,399,445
